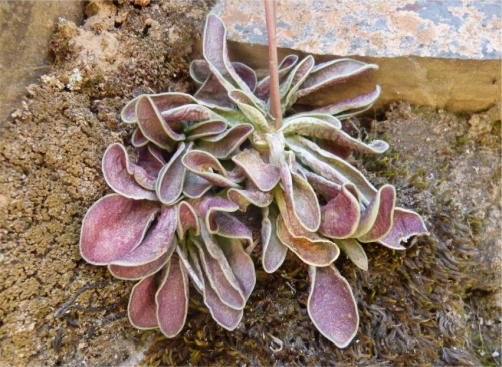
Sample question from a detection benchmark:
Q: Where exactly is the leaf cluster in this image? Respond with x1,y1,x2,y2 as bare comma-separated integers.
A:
80,14,428,348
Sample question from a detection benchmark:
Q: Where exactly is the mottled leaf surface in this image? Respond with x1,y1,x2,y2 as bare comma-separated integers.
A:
377,208,429,249
156,142,187,205
356,185,396,242
128,273,159,329
189,243,243,330
102,143,157,200
156,255,189,337
110,206,177,266
308,265,359,348
80,194,159,265
182,150,242,189
261,206,288,273
108,251,170,280
319,184,361,239
232,149,280,192
218,236,256,300
197,124,254,159
296,58,378,99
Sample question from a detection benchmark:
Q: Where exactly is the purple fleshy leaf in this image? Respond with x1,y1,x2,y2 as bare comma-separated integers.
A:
191,60,257,91
182,150,242,189
261,206,288,273
152,92,197,113
102,143,158,200
356,185,396,242
276,214,340,267
212,212,253,248
193,234,246,310
377,208,429,249
255,54,299,101
218,236,256,300
281,115,388,157
227,187,273,211
233,62,258,91
132,127,149,147
136,95,183,151
282,55,315,109
286,136,377,204
186,120,227,140
290,171,321,231
296,58,378,100
161,104,215,127
335,238,368,271
318,134,389,158
126,92,197,124
317,139,351,160
128,273,159,329
301,167,342,201
197,124,254,159
210,105,255,126
319,183,361,239
121,95,140,123
108,251,170,280
290,112,342,128
189,195,239,232
309,85,381,119
189,244,243,330
195,71,233,108
228,90,270,132
133,145,165,190
231,149,280,192
308,265,359,348
177,201,200,238
156,255,189,338
80,194,159,265
156,142,187,205
183,171,213,198
279,115,342,139
137,144,165,175
176,245,203,292
267,133,320,232
130,166,156,192
203,14,261,108
190,59,211,85
150,93,198,123
110,206,177,266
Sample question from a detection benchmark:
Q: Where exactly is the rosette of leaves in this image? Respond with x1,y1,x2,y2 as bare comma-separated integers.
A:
80,14,428,348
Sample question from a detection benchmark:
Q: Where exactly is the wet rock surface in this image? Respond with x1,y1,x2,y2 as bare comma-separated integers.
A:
0,1,500,366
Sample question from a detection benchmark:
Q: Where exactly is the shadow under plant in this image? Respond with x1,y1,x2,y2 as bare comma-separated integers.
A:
0,1,500,366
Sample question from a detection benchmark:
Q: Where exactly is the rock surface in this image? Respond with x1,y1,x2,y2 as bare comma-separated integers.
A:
213,0,501,59
0,1,84,124
211,0,501,113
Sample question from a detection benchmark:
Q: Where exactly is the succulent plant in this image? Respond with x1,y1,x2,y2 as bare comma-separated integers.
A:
80,13,428,348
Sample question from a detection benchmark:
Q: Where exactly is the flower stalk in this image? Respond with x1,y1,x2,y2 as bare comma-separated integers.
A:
264,0,282,129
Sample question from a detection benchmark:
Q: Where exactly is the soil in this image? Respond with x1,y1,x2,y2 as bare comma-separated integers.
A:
0,1,500,366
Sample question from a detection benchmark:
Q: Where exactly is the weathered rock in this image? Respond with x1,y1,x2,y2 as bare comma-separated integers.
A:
0,1,85,124
211,0,501,113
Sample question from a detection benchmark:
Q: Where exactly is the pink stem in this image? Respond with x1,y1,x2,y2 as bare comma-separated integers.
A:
264,0,282,129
